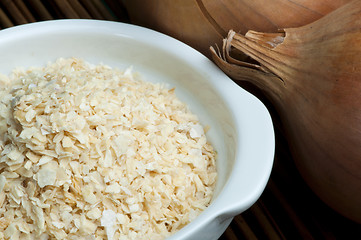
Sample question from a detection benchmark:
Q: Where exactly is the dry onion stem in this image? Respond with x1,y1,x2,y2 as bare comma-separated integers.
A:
211,0,361,223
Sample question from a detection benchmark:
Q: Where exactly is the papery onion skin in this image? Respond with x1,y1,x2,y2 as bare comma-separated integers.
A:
123,0,350,57
211,0,361,223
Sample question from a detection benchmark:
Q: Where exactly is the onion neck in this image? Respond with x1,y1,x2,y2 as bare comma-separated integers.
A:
210,42,285,104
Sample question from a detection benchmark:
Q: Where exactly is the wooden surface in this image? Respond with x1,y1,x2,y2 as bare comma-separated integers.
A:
0,0,361,239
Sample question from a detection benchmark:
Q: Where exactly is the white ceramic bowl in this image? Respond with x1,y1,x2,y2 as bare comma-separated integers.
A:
0,20,274,240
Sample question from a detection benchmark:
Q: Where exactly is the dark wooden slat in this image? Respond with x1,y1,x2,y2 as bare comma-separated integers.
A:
67,0,91,19
78,0,104,19
267,180,315,239
44,0,64,19
1,0,28,24
26,0,53,20
257,200,286,239
249,201,286,240
221,225,242,240
13,0,36,22
53,0,80,18
0,7,13,28
90,0,117,20
233,214,258,239
103,0,129,21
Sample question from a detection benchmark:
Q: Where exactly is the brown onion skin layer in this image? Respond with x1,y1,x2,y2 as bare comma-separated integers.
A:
211,0,361,223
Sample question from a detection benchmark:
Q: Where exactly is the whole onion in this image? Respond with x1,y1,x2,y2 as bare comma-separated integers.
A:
211,0,361,223
123,0,350,57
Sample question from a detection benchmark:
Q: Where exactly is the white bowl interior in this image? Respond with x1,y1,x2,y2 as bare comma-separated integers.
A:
0,20,274,239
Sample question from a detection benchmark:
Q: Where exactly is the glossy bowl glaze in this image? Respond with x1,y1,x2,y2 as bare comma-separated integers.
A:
0,20,275,240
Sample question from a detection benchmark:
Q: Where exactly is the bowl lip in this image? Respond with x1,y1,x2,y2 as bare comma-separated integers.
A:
0,19,275,239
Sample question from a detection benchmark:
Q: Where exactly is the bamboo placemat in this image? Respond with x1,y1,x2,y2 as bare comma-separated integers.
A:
1,1,361,239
